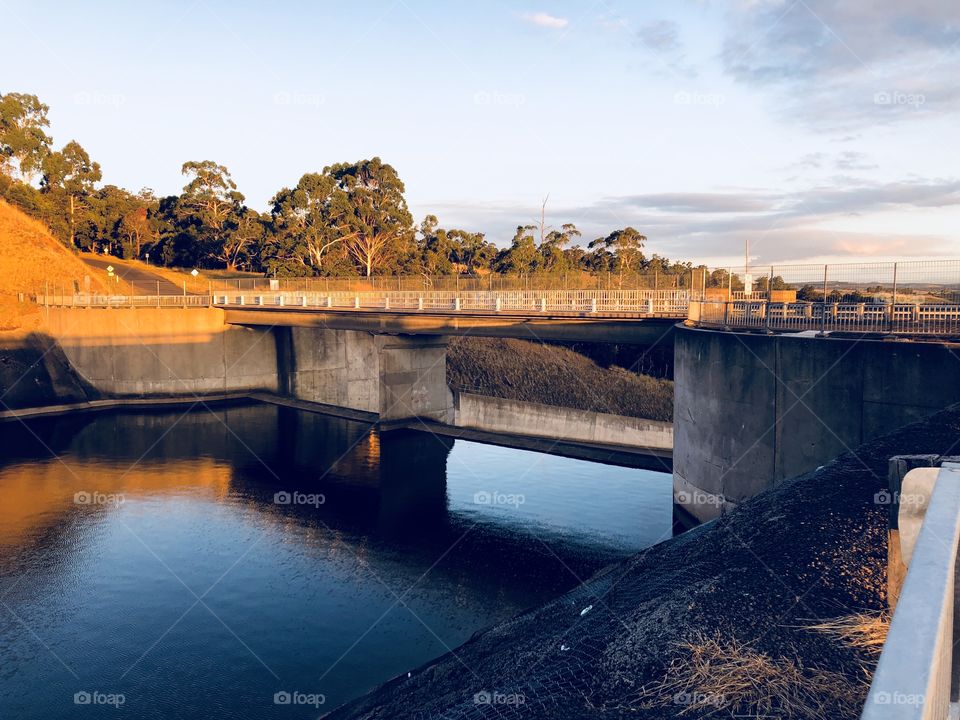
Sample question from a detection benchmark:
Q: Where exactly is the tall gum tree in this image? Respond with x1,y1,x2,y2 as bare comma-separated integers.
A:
0,92,52,182
326,157,414,277
41,140,102,247
178,160,246,269
270,172,354,274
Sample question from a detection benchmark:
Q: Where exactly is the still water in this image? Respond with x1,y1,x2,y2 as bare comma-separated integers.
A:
0,402,671,718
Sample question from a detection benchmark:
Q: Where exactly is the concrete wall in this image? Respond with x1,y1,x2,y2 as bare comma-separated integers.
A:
42,307,279,396
454,392,673,450
281,327,453,421
674,325,960,522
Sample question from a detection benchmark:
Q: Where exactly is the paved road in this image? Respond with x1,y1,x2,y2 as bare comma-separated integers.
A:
82,256,188,295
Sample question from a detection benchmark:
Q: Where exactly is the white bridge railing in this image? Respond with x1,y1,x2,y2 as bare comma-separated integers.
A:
690,300,960,336
36,293,212,308
210,289,692,316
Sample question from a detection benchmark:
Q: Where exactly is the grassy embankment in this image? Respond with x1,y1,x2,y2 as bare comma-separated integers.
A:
0,200,110,407
446,336,673,422
0,199,108,331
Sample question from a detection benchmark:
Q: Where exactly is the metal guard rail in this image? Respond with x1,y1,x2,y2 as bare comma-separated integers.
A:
690,300,960,336
38,294,212,308
862,463,960,719
210,289,692,315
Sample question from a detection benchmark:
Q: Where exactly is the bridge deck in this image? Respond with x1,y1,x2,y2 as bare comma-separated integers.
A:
222,305,681,344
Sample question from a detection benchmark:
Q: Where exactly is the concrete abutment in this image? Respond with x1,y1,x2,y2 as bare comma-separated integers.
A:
37,308,453,423
673,325,960,522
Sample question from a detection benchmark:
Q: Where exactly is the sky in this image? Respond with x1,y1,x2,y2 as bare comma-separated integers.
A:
3,0,960,265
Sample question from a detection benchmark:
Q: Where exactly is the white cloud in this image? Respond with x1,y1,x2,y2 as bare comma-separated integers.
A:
521,11,569,29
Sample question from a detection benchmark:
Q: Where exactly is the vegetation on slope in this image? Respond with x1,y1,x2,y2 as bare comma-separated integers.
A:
446,337,673,422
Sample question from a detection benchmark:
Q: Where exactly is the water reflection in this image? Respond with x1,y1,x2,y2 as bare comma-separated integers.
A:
0,402,671,719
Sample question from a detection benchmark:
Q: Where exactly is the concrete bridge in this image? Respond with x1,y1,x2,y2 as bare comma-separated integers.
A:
31,281,960,518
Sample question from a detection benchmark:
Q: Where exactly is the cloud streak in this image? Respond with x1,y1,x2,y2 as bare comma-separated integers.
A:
423,177,960,264
720,0,960,129
521,11,568,29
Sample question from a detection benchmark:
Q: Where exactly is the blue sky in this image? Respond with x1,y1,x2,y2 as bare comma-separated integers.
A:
3,0,959,264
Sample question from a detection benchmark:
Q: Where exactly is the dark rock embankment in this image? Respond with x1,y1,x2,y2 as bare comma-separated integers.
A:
326,406,960,719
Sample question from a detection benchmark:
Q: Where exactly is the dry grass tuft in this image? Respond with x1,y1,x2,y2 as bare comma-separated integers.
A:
447,336,673,421
806,612,889,655
639,633,865,719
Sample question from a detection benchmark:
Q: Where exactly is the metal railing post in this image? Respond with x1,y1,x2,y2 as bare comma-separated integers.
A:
821,264,828,335
890,261,898,333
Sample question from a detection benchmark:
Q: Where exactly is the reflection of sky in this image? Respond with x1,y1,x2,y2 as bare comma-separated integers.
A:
446,440,673,552
0,407,673,718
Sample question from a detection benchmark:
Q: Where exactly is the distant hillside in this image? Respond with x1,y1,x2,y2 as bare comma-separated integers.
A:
0,199,107,331
447,337,673,422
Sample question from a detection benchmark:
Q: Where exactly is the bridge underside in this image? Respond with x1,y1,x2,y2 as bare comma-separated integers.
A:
224,307,679,345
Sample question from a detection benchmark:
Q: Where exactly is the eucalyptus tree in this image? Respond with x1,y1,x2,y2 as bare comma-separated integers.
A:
539,222,580,271
588,227,647,275
0,92,52,182
326,157,414,277
495,225,539,274
41,140,102,247
177,160,246,268
269,172,352,274
415,215,455,276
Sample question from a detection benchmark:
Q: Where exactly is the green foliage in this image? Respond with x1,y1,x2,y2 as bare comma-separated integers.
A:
3,91,685,282
0,92,52,181
588,226,647,273
325,157,415,276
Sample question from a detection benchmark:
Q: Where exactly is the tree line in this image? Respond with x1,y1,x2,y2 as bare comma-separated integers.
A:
1,91,705,280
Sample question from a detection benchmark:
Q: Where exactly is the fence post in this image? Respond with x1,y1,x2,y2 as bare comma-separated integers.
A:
765,265,773,332
821,264,828,335
890,262,898,333
157,281,161,308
